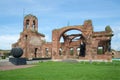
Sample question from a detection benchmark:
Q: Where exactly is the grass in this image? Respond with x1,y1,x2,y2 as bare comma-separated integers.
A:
0,61,120,80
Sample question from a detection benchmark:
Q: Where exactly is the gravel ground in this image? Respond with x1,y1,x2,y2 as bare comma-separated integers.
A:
0,59,50,71
0,59,35,71
0,65,35,71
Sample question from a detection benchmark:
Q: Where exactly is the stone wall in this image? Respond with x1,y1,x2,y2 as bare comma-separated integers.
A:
12,14,114,61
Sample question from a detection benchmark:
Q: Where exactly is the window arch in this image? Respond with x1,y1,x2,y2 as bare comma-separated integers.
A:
70,47,74,55
77,47,80,56
26,19,30,29
45,48,49,56
32,20,35,30
25,35,28,40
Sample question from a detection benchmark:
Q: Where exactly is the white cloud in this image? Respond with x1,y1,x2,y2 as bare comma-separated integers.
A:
111,27,120,50
0,35,19,50
0,0,120,51
45,35,51,42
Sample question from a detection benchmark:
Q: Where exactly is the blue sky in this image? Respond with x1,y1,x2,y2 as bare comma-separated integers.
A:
0,0,120,50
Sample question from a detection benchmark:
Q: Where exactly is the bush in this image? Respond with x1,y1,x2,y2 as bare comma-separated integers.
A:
105,25,112,32
1,56,6,59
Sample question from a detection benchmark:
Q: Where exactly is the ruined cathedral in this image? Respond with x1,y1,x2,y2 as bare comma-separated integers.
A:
12,14,113,61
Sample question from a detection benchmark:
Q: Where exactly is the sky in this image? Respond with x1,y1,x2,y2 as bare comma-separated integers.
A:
0,0,120,50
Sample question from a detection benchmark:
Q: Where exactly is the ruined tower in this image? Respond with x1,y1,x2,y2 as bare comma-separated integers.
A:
12,14,45,59
23,14,38,32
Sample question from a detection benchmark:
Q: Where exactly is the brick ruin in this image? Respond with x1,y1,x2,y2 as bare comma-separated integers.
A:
12,14,113,61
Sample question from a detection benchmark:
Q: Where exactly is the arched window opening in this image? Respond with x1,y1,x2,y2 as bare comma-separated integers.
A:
70,48,74,55
112,52,114,58
34,48,38,58
97,47,103,54
45,48,49,56
77,48,80,56
25,35,28,40
108,40,111,52
32,20,35,31
26,20,29,29
79,41,86,57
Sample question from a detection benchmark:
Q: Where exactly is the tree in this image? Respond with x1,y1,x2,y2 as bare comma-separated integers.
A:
105,25,112,32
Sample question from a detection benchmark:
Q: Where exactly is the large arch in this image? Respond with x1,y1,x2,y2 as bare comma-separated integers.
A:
52,25,92,59
58,25,85,41
59,29,85,58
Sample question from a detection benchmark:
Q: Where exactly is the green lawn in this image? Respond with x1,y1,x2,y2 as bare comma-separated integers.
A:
0,61,120,80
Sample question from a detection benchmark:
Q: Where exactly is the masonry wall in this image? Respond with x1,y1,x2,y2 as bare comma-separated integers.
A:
12,14,114,61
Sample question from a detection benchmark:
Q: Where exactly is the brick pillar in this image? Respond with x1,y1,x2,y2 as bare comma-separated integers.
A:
73,47,77,57
49,48,52,57
42,47,45,58
52,30,59,59
90,40,99,59
85,39,98,60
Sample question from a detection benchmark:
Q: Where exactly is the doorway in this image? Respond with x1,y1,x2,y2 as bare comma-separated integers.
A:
34,48,38,58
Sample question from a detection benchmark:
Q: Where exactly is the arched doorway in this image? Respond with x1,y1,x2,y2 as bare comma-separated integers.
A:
79,41,86,57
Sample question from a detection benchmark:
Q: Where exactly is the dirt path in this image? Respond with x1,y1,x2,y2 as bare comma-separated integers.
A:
0,65,35,71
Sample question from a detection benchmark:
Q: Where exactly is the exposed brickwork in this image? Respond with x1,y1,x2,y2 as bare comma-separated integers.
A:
52,20,113,60
12,14,46,59
12,14,113,61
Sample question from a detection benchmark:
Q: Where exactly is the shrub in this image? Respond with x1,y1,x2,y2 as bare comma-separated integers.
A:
105,25,112,32
1,56,6,59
